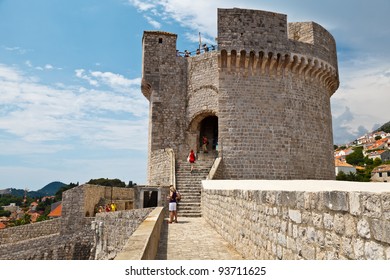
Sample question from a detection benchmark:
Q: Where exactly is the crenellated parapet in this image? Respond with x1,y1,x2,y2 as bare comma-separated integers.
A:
218,50,339,94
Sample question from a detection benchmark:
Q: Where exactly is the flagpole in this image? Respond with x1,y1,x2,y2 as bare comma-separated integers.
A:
199,32,201,52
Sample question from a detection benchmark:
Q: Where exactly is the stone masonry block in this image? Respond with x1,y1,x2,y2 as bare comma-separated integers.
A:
312,212,323,228
301,243,316,259
280,191,297,208
344,215,357,237
353,238,365,260
323,213,334,230
381,194,390,220
362,193,382,218
323,191,349,212
371,219,390,244
349,192,362,216
288,209,302,224
364,241,385,260
357,218,371,239
333,214,345,235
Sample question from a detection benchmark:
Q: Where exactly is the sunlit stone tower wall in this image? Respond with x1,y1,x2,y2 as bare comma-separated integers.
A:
216,8,339,179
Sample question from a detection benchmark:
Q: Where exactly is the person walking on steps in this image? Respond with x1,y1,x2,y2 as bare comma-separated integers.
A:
202,136,209,153
188,149,196,173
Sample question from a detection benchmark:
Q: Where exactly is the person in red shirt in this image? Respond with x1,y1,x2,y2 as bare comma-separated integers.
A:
188,149,196,173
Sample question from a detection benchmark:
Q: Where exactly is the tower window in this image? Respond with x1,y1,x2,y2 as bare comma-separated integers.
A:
159,38,163,43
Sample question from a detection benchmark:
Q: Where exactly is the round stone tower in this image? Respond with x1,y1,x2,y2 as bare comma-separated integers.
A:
141,8,339,183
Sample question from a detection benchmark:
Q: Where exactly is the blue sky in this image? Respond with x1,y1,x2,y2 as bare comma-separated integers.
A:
1,0,389,190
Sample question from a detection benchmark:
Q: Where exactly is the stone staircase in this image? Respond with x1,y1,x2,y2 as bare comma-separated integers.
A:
176,154,215,217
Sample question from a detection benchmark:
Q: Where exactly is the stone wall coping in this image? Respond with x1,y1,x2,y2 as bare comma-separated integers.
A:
114,207,165,260
202,180,390,193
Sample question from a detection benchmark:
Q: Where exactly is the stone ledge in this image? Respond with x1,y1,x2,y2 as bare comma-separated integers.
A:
114,207,165,260
202,180,390,193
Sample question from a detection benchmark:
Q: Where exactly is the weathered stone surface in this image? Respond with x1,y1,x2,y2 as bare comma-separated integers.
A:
288,209,302,224
203,186,390,260
371,219,390,244
323,213,334,230
312,212,323,228
349,192,362,216
353,238,365,260
323,191,349,211
344,215,357,237
362,194,382,218
381,194,390,220
334,214,345,235
365,241,385,260
341,237,354,259
357,218,371,239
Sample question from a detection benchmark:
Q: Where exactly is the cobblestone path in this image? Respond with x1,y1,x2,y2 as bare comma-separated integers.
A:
156,217,244,260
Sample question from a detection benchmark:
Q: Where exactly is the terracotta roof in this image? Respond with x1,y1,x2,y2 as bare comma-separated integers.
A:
372,164,390,173
334,159,354,167
0,222,6,229
48,203,62,217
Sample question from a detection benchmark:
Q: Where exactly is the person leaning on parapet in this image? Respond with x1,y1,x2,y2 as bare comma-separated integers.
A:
167,186,179,223
184,50,190,57
187,149,196,173
202,44,209,52
196,48,200,55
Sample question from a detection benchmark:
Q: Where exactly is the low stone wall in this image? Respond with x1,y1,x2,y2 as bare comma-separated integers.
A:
93,208,153,260
202,180,390,260
115,207,165,260
0,219,61,245
0,218,95,260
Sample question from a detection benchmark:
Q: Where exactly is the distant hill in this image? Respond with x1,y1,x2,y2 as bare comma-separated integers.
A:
37,181,66,196
376,121,390,133
0,181,66,198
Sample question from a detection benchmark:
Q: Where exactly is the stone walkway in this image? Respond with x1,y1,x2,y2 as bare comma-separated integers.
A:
156,217,244,260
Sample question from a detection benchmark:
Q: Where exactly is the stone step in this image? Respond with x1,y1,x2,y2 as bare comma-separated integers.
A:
175,158,213,217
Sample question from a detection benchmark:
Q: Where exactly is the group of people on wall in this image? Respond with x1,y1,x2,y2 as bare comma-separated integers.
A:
176,44,216,57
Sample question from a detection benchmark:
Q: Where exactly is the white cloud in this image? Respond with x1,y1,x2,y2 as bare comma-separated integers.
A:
128,0,157,11
4,46,28,54
0,64,148,153
144,15,161,29
331,58,390,143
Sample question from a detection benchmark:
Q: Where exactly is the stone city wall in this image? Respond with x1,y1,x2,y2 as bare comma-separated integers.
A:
93,208,153,260
84,185,134,217
0,218,95,260
0,218,61,245
202,180,390,260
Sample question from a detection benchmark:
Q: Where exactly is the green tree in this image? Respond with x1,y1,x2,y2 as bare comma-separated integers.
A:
346,147,365,166
0,209,11,217
373,158,382,167
87,178,126,187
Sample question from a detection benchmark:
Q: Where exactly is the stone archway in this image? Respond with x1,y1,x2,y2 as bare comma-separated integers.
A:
188,111,218,155
200,116,218,152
